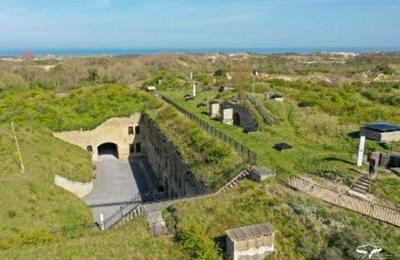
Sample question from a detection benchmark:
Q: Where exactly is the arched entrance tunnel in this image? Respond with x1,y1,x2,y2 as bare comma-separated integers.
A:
233,112,241,126
97,142,119,159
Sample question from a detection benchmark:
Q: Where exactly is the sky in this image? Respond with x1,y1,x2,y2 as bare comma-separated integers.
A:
0,0,399,49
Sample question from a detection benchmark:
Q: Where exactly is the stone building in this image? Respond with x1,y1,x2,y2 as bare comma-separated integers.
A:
360,123,400,142
226,222,277,260
208,100,258,132
221,102,234,125
54,113,206,199
209,100,221,119
54,113,143,161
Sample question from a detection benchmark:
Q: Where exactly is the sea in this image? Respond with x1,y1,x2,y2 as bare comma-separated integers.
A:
0,47,399,57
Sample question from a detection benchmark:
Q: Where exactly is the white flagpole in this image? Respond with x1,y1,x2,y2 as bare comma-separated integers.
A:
11,122,25,173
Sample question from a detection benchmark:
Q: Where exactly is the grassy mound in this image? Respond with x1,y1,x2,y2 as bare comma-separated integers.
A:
146,104,242,191
0,217,188,259
165,179,400,259
0,124,93,249
0,84,159,131
161,89,400,207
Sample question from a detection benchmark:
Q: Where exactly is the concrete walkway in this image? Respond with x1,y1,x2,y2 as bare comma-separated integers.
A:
83,155,153,223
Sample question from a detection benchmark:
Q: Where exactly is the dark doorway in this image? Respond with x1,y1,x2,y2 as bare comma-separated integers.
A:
97,143,119,158
233,112,241,126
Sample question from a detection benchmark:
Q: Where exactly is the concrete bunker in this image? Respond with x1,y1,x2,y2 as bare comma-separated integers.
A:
97,142,119,158
54,112,206,201
209,100,258,132
233,112,241,126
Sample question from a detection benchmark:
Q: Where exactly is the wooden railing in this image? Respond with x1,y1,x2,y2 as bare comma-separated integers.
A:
285,176,400,227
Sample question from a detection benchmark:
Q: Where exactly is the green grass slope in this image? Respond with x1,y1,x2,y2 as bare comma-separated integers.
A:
0,84,159,131
0,217,189,260
0,124,93,249
146,104,242,191
166,179,400,259
162,88,400,207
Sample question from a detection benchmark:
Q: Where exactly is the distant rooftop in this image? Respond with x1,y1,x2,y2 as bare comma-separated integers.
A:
364,122,400,133
226,223,276,242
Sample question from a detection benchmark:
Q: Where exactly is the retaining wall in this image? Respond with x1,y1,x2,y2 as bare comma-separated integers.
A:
142,114,205,198
54,174,93,198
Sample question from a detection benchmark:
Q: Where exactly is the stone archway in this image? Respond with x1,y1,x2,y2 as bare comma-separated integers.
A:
233,112,241,126
97,142,119,159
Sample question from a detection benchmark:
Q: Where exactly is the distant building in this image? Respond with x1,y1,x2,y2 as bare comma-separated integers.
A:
208,100,258,132
265,92,284,102
226,222,277,260
218,85,234,93
360,122,400,142
209,100,220,119
146,86,156,92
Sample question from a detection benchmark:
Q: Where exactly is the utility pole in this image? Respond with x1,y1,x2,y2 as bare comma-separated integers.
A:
11,122,25,173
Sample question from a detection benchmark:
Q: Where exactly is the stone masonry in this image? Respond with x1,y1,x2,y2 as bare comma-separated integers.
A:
142,115,205,198
54,113,143,161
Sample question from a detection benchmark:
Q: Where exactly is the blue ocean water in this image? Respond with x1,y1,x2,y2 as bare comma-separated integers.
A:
0,47,399,57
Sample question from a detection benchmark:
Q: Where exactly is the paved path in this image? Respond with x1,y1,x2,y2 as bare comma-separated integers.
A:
83,155,153,223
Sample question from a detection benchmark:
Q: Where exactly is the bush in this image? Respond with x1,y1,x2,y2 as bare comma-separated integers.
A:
177,222,220,260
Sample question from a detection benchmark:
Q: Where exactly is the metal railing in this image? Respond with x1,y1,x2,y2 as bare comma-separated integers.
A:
100,197,142,230
159,94,257,166
51,223,96,237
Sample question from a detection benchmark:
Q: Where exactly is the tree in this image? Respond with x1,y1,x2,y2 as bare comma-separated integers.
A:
88,68,99,81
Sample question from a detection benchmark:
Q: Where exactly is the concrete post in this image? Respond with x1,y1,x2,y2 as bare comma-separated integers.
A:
193,83,196,97
357,136,366,166
100,213,105,231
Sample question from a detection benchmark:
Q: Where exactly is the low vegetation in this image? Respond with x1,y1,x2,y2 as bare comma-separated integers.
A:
146,104,241,191
0,217,188,259
165,179,400,259
0,124,93,250
1,53,399,258
0,84,158,131
161,85,400,208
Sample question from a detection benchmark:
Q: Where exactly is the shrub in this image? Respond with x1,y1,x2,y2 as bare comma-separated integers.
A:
177,222,220,260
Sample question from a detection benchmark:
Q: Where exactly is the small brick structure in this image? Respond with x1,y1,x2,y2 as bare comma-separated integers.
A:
225,222,277,260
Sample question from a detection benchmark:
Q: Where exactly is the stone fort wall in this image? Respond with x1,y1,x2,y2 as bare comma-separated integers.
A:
53,113,144,161
142,115,205,198
53,113,204,198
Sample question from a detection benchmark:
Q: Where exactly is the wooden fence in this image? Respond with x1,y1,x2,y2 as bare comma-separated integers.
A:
285,176,400,227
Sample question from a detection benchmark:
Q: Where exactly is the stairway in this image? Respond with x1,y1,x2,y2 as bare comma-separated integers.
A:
216,168,252,194
352,175,372,194
350,175,372,196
